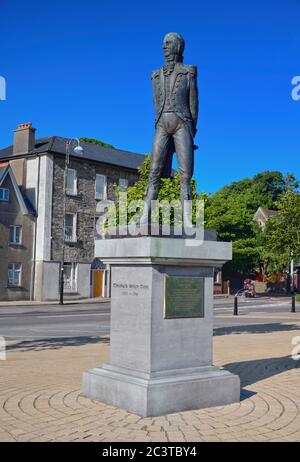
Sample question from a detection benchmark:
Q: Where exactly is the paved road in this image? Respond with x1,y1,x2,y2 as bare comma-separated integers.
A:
0,298,298,339
213,297,300,333
0,303,110,339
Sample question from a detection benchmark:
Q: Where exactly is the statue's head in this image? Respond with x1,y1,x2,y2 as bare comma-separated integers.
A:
163,32,185,63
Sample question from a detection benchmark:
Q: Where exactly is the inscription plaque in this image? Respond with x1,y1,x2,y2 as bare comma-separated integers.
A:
164,276,204,319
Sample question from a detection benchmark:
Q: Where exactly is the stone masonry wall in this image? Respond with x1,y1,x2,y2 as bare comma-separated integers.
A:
51,155,139,263
0,175,34,301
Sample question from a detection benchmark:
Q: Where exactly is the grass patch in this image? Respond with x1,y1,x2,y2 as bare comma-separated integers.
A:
296,295,300,302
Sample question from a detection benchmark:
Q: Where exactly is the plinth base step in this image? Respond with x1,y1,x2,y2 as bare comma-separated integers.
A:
82,364,240,417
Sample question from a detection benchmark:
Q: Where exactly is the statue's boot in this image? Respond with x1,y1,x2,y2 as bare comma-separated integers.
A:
181,183,193,229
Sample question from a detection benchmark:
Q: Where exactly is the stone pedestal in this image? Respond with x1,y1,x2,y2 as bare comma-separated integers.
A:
82,236,240,416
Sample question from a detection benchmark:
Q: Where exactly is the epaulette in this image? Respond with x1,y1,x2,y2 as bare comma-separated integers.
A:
151,69,160,79
186,65,197,75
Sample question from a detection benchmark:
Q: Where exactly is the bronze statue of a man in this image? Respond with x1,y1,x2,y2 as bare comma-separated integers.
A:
142,32,198,221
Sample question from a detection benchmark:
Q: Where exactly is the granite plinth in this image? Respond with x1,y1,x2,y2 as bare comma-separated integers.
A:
82,236,240,416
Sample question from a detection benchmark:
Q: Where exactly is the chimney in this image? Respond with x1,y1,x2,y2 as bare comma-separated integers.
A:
13,122,36,155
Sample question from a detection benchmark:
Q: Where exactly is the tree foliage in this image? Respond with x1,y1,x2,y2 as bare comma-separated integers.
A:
113,157,299,277
205,171,298,274
114,155,202,226
263,190,300,272
80,137,114,149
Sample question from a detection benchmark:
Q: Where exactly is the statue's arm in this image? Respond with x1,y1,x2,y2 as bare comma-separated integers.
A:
151,69,160,112
189,67,198,135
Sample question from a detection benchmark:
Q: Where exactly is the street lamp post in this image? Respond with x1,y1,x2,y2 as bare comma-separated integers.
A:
290,252,296,313
59,138,84,305
290,251,294,294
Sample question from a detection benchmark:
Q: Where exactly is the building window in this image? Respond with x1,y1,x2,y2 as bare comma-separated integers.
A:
8,263,22,287
66,168,77,195
9,225,22,245
119,177,128,191
0,188,9,202
64,213,77,242
63,262,78,292
95,174,107,200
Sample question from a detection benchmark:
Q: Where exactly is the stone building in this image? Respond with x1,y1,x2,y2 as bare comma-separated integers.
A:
254,207,279,230
0,123,144,301
0,164,35,301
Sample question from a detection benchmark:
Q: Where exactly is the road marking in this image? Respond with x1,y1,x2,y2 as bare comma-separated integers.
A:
2,332,110,339
214,305,290,312
37,313,110,319
215,314,300,320
0,313,110,320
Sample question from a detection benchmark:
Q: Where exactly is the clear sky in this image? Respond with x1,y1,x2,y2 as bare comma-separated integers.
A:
0,0,299,193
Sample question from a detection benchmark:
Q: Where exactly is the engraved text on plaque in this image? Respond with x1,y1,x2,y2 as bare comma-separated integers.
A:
164,276,205,319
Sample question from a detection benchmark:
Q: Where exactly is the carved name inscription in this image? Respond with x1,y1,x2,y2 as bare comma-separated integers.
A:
113,282,150,297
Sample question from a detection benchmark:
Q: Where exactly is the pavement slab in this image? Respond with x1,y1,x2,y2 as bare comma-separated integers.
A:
0,312,300,442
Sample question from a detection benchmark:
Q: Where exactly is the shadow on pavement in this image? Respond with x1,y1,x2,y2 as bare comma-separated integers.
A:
6,335,110,351
240,389,256,400
214,322,300,336
224,355,300,388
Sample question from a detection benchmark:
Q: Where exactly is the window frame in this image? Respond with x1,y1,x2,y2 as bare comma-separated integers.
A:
119,177,128,192
64,212,77,243
0,188,9,202
9,225,22,245
66,168,77,196
95,174,107,200
8,263,22,287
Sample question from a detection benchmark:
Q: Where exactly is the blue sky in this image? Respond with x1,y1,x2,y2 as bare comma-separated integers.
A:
0,0,299,193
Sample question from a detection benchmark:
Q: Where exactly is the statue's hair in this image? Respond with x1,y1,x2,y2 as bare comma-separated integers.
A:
163,32,185,62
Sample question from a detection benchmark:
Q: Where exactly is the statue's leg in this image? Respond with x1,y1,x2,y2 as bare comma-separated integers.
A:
141,125,171,224
173,124,195,228
173,124,194,201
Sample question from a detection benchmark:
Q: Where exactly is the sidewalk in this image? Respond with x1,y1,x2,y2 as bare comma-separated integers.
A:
0,294,292,307
1,316,300,442
0,297,109,307
0,298,110,316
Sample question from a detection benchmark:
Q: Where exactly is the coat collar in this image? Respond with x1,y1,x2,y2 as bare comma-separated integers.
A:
159,63,188,95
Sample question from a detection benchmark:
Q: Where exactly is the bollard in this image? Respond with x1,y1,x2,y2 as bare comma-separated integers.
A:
59,266,64,305
234,295,238,316
292,294,296,313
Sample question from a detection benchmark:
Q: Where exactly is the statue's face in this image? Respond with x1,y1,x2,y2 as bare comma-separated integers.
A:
163,35,179,60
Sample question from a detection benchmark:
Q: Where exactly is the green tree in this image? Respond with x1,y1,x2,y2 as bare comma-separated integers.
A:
264,190,300,273
108,161,299,279
80,137,114,149
113,155,202,226
205,171,298,274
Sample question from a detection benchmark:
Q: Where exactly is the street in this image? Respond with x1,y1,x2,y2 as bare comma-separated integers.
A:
0,303,110,339
0,297,298,340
